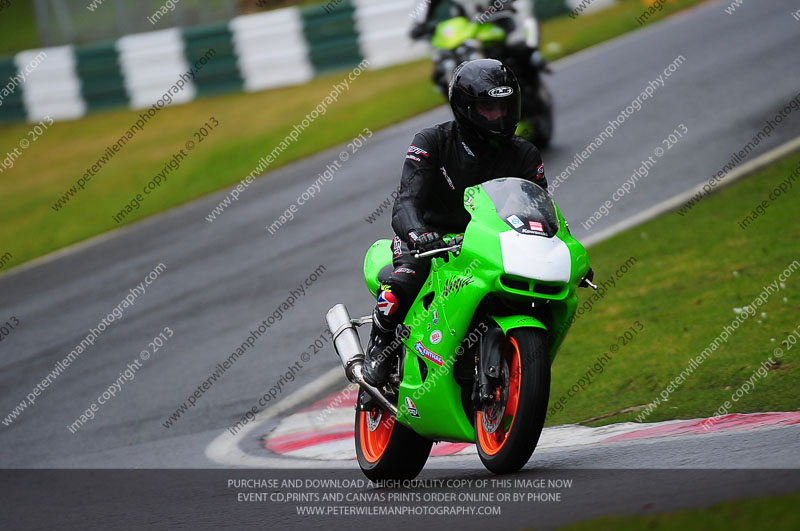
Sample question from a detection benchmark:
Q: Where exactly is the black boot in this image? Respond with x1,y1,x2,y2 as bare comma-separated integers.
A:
362,310,399,387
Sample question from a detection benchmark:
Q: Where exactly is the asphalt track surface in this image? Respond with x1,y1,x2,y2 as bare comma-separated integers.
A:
1,0,799,527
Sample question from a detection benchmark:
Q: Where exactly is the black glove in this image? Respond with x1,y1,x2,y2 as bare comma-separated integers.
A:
409,231,449,253
409,22,432,40
530,50,551,73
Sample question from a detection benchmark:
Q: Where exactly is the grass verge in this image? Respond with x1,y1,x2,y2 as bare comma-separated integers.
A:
0,0,710,271
546,151,800,427
559,493,800,531
0,60,443,272
0,1,38,56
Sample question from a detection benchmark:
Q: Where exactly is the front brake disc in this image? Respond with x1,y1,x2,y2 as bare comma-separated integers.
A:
480,359,510,434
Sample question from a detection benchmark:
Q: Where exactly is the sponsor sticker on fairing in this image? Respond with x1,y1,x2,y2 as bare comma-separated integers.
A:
406,154,421,162
414,341,443,366
405,396,420,418
430,330,442,344
529,221,544,232
507,215,524,228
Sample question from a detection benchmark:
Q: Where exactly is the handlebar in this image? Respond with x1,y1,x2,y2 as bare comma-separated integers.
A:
413,244,462,259
578,268,597,290
410,21,437,40
412,235,463,259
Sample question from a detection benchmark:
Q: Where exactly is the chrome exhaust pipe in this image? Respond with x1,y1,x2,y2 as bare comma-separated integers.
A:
326,304,398,416
326,304,365,381
351,365,398,417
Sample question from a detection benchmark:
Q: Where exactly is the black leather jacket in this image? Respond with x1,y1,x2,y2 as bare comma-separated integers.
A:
391,121,547,243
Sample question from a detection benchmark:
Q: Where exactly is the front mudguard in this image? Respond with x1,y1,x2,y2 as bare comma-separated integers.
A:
489,314,553,362
490,315,547,335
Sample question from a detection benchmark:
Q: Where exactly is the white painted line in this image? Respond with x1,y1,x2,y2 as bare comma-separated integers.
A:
582,135,800,248
0,104,448,282
205,366,352,468
0,220,151,280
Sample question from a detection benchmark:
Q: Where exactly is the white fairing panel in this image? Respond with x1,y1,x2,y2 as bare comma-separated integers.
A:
499,230,571,282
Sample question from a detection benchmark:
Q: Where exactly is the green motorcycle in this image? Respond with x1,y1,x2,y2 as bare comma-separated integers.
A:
326,178,594,479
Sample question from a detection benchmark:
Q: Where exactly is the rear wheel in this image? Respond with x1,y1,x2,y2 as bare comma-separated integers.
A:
532,83,554,150
475,328,550,474
354,389,433,480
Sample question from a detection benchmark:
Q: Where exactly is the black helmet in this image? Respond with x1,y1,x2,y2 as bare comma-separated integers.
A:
448,58,521,142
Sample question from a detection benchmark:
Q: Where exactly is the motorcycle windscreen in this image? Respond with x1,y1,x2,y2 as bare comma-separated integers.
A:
482,178,558,237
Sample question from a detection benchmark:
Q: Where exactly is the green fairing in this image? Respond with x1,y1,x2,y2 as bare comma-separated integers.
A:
474,23,506,47
362,178,590,442
431,17,506,50
363,239,391,296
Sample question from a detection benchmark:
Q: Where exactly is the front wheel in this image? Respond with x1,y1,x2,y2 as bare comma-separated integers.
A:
354,389,433,481
475,328,550,474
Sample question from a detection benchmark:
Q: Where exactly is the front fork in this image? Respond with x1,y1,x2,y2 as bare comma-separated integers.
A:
473,315,548,408
476,322,505,407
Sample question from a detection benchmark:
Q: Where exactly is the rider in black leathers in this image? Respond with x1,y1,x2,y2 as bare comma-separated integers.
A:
362,58,548,387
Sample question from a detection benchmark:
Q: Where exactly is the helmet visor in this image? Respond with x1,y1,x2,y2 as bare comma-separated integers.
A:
468,94,520,136
475,101,507,121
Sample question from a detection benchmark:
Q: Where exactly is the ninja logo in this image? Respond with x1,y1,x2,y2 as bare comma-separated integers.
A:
442,275,474,298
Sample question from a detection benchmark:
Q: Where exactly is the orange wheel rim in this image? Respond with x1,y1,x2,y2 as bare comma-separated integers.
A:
359,408,394,463
476,337,522,455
